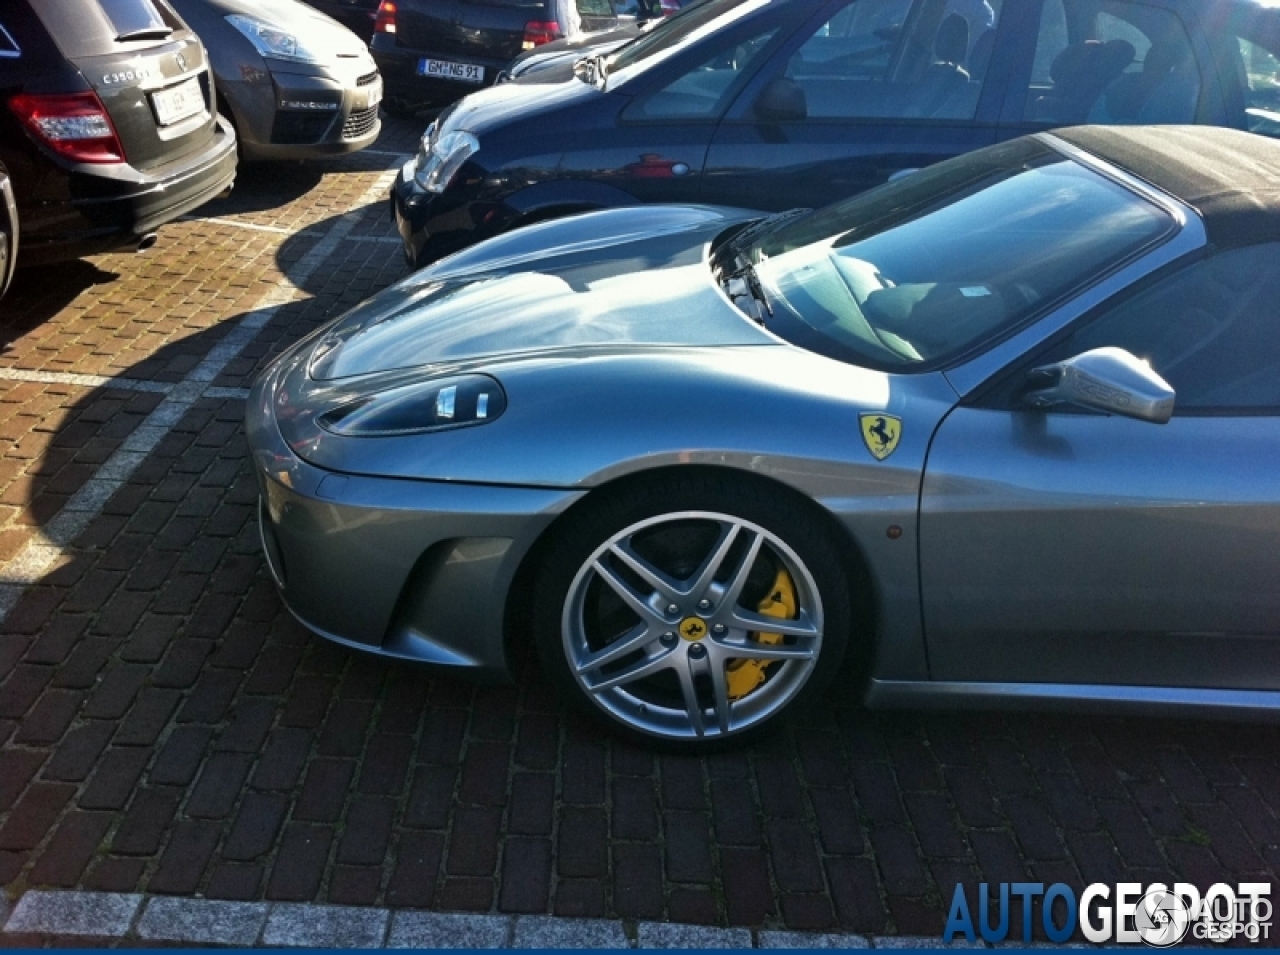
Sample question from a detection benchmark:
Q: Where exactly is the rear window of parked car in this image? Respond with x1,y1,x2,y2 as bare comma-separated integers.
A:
31,0,181,58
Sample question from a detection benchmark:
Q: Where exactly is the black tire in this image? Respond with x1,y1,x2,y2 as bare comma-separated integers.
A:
532,471,852,752
381,97,422,120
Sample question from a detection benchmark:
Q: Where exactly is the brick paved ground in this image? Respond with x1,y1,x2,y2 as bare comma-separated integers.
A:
0,114,1278,945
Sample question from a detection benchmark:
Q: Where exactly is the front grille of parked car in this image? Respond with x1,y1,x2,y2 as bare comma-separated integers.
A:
343,105,379,140
356,71,379,87
272,111,333,145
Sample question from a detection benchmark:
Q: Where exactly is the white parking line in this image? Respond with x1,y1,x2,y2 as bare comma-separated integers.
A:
0,891,920,949
0,161,402,624
178,214,296,235
0,368,173,393
178,213,403,244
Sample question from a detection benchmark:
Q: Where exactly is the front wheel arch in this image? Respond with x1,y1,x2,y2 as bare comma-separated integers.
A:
503,465,877,741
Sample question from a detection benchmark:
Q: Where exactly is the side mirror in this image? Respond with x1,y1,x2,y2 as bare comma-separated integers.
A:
754,77,807,122
1024,347,1175,424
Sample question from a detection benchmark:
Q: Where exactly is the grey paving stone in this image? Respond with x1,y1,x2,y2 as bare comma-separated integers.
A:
2,891,141,937
262,902,390,948
513,915,630,949
759,930,873,948
388,911,511,948
872,936,987,949
638,922,753,948
137,897,268,946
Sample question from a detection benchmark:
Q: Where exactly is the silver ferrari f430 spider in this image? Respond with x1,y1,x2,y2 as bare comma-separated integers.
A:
248,125,1280,750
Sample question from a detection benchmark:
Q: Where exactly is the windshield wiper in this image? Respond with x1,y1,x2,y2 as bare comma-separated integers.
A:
722,260,772,326
116,26,172,41
716,207,811,268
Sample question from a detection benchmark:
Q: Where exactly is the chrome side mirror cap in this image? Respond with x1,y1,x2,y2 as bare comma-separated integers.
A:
1025,347,1176,424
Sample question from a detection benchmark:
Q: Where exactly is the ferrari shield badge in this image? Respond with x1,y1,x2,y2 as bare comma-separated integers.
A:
860,413,902,461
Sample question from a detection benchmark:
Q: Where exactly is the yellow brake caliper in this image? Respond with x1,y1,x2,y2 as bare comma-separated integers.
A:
725,566,796,701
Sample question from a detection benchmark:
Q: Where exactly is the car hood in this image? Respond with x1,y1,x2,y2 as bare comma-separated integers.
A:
201,0,369,59
308,204,767,380
439,65,605,136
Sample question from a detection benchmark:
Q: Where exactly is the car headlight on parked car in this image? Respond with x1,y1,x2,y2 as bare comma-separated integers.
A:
226,15,329,65
413,129,479,193
317,374,506,437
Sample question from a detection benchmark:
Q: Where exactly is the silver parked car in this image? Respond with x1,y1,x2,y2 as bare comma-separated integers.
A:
170,0,381,160
248,125,1280,750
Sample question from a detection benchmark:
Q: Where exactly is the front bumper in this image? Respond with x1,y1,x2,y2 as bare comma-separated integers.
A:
391,166,516,267
246,352,582,678
227,68,383,162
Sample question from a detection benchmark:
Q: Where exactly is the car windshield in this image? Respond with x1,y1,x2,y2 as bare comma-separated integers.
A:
741,138,1175,371
605,0,769,84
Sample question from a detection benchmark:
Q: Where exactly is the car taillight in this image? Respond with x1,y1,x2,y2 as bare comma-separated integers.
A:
522,20,560,49
9,92,125,164
374,0,397,33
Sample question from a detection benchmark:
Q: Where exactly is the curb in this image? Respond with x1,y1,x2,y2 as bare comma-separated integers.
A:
0,890,989,948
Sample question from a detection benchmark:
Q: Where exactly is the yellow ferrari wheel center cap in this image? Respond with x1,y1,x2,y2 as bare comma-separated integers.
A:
678,617,708,642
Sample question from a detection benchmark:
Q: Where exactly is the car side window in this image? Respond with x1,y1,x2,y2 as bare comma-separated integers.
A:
1043,244,1280,412
1022,0,1200,126
772,0,1003,120
1234,36,1280,137
626,28,778,119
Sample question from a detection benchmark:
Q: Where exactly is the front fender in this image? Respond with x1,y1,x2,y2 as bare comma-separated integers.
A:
503,178,640,216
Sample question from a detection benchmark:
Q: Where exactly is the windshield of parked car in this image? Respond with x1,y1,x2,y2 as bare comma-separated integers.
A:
605,0,770,83
740,138,1175,371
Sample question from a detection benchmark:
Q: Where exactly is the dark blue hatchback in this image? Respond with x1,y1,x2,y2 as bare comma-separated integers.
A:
391,0,1280,268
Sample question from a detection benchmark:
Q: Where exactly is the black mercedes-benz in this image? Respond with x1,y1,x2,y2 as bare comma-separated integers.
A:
0,0,237,266
391,0,1280,268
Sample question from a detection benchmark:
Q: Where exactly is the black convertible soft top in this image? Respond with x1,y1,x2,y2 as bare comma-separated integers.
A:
1053,125,1280,249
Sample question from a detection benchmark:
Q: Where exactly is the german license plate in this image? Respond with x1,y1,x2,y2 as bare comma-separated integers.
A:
361,76,383,110
417,58,484,83
151,76,204,126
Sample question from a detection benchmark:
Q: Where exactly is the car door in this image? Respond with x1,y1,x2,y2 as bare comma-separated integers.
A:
579,9,787,205
920,243,1280,691
697,0,1025,211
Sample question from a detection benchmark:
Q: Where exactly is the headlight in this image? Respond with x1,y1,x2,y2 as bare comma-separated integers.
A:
317,375,507,437
413,129,479,193
226,15,328,65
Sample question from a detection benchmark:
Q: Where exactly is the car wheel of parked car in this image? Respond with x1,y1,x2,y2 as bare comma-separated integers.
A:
532,473,851,750
382,96,421,119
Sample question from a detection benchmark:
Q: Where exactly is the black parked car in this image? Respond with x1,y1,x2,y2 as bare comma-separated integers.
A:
392,0,1280,268
0,0,237,266
0,162,16,299
370,0,651,114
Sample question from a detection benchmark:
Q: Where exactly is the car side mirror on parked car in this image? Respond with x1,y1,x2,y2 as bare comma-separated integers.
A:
1023,346,1176,424
754,77,807,122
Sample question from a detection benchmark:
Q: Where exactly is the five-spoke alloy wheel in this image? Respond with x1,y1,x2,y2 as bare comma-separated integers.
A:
533,475,851,750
